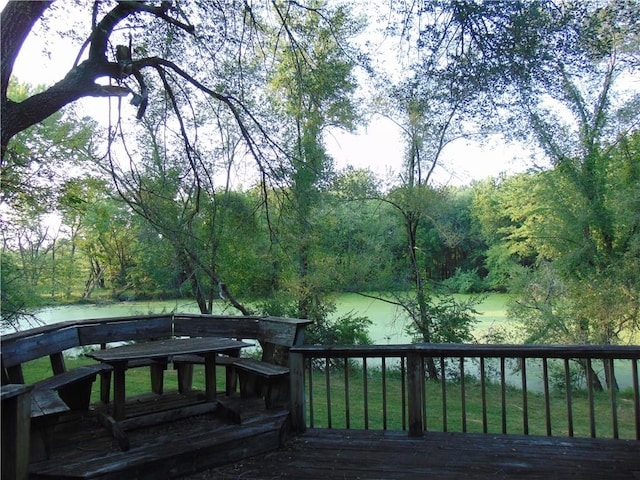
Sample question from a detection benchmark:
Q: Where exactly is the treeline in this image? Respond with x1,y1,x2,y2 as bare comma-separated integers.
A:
1,168,487,308
3,128,639,341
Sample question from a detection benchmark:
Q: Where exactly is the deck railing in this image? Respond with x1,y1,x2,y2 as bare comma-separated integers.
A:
289,344,640,440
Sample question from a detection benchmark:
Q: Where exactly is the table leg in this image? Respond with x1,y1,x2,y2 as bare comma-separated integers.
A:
204,353,217,402
150,359,168,394
112,361,127,421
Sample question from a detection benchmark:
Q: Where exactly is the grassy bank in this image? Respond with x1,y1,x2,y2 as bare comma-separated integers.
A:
307,366,637,439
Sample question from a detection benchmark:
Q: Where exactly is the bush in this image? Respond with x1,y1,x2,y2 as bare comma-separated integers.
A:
442,268,488,294
257,295,372,346
305,311,373,346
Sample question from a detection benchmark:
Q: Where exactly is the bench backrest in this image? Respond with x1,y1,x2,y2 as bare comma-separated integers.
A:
1,325,80,384
257,317,312,365
173,315,260,339
76,315,173,347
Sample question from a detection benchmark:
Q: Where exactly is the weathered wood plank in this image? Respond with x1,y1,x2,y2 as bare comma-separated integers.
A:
257,317,312,347
173,315,260,338
77,316,173,346
406,351,424,437
203,428,640,480
233,358,289,377
30,389,69,418
1,384,32,480
33,364,110,411
289,351,306,432
117,401,219,431
1,327,79,367
29,408,289,480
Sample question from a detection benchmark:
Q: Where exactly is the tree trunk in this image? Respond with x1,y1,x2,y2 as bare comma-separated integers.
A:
603,359,619,392
1,1,52,102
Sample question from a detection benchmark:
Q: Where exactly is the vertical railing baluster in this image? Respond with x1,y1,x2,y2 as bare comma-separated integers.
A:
363,357,369,430
608,359,618,439
460,357,467,433
401,356,407,431
382,357,387,430
586,358,595,438
633,359,639,441
521,357,528,435
423,358,428,432
440,357,447,432
480,357,487,433
308,357,314,428
564,358,574,437
501,356,507,434
542,357,551,436
344,357,350,429
325,357,332,429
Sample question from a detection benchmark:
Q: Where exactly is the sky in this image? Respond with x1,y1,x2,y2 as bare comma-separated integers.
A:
325,119,534,186
5,0,534,188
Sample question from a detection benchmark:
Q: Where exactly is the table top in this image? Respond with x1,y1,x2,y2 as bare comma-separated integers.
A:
85,337,252,363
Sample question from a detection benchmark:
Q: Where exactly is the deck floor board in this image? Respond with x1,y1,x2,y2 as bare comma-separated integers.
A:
189,428,640,480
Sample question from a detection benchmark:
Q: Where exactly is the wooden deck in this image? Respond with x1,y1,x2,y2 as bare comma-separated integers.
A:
25,389,640,480
187,428,640,480
28,391,290,480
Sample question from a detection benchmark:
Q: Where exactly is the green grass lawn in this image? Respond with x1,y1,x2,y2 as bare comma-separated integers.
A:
20,354,213,401
20,354,637,440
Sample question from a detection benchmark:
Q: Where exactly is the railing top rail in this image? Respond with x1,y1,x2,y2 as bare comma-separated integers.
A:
291,343,640,359
165,313,313,326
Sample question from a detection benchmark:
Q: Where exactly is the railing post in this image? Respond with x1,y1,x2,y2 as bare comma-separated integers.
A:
289,350,306,433
407,350,424,437
1,384,32,480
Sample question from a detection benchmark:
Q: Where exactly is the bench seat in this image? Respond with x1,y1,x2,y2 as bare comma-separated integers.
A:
30,389,69,418
172,354,238,395
26,364,111,461
32,364,112,412
172,355,289,408
232,358,290,409
171,316,311,409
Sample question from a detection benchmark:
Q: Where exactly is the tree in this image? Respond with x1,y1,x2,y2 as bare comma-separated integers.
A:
319,168,401,292
1,1,192,154
104,106,258,314
1,80,99,325
508,133,640,346
1,81,97,213
471,174,541,292
1,1,360,187
394,1,639,352
0,251,39,329
262,0,361,321
370,31,485,377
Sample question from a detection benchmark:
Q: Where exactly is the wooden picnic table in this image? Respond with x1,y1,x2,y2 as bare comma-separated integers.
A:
86,337,252,422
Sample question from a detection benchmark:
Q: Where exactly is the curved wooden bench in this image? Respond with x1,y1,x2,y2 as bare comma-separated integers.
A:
1,313,313,462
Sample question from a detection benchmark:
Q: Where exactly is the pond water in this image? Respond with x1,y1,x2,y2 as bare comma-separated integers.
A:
21,293,510,345
333,292,513,344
